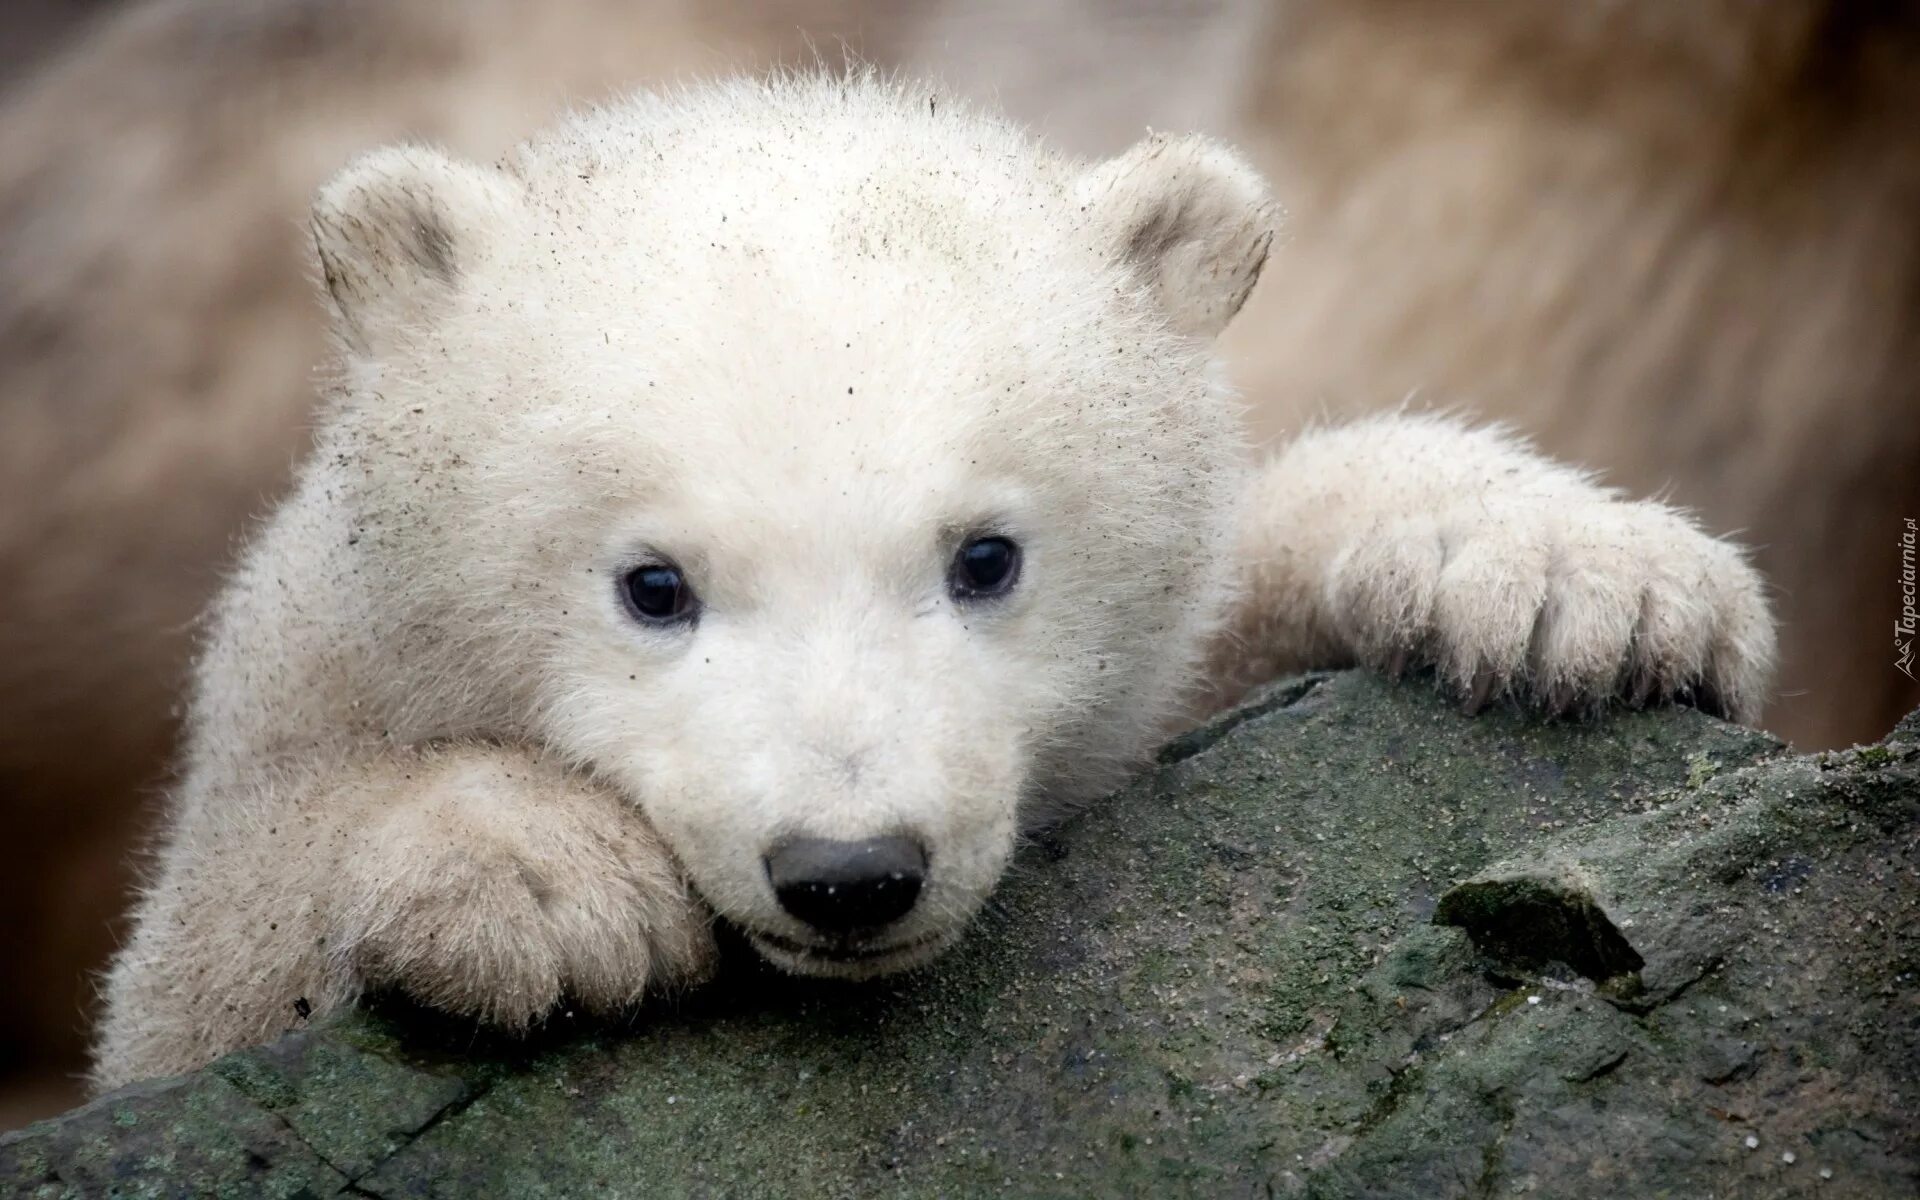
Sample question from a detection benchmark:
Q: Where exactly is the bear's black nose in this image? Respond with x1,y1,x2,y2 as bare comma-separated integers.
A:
765,836,927,935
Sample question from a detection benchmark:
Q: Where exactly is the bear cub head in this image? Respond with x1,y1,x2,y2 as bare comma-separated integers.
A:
308,76,1274,977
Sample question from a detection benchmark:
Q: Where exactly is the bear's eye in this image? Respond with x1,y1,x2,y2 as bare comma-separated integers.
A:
621,563,698,625
949,535,1021,601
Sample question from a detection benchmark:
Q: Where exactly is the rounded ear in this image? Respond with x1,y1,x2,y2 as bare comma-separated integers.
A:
1077,133,1278,340
310,145,519,355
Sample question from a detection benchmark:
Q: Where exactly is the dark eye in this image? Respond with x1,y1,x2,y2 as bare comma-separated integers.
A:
949,535,1021,601
621,563,698,625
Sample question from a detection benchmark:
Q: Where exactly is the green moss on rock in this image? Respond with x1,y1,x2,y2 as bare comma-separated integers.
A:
4,672,1913,1198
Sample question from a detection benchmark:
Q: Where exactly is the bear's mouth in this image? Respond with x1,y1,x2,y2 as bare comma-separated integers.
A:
746,927,952,977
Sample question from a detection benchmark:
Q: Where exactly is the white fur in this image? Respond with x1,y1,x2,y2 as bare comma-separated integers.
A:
94,74,1773,1090
1212,413,1775,720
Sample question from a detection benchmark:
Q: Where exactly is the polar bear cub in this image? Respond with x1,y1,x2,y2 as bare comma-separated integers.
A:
93,74,1773,1089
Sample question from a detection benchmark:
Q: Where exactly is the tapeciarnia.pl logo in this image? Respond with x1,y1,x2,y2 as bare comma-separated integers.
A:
1900,517,1917,680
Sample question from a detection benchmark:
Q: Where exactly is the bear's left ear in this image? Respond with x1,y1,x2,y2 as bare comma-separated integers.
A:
310,145,521,356
1077,133,1277,340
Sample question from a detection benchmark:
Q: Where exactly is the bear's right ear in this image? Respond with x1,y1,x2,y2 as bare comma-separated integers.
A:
310,145,518,355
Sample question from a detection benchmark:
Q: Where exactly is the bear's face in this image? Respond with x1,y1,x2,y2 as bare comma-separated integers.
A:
310,80,1273,975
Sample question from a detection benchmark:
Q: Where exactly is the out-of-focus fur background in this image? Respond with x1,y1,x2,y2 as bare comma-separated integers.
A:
2,0,1914,1128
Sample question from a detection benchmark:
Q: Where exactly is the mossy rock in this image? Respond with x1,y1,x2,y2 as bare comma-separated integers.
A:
5,671,1915,1198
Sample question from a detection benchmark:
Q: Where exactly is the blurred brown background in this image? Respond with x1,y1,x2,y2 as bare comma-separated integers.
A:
3,0,1915,1129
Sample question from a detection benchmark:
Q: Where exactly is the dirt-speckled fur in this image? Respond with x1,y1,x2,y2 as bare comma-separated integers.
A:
92,75,1773,1090
0,0,853,1085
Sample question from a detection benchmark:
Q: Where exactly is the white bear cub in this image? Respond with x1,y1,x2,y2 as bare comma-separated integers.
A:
94,74,1774,1089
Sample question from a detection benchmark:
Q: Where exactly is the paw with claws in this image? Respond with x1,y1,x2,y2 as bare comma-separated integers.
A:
329,746,717,1026
1326,494,1774,721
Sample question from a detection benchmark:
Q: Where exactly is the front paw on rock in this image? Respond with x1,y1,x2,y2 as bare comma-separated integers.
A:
345,860,717,1028
1331,500,1774,722
333,800,717,1029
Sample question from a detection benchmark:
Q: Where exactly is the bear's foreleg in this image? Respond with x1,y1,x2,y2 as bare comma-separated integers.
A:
330,743,716,1028
1211,413,1775,721
92,742,714,1089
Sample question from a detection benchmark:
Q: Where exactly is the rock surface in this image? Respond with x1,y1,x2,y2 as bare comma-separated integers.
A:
4,671,1916,1198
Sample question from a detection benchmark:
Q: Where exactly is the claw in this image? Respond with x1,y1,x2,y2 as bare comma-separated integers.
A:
1385,646,1410,680
1464,668,1498,715
1629,669,1657,709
